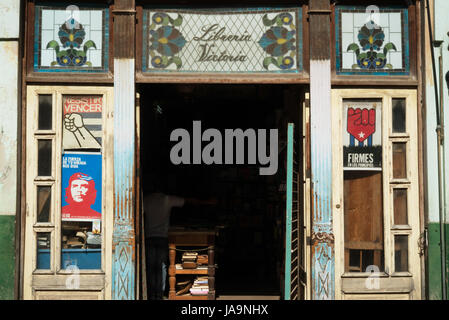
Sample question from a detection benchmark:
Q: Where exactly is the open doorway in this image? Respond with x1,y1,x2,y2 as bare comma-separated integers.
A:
139,83,304,300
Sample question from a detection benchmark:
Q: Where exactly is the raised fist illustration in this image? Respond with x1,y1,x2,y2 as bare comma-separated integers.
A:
347,108,376,143
64,113,84,132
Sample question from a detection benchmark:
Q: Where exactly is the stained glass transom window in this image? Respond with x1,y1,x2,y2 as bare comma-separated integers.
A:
34,3,109,73
335,6,409,76
142,7,303,73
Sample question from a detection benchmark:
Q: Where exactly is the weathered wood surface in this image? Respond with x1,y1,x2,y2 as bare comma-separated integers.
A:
112,58,136,300
112,0,136,300
34,290,104,300
309,0,334,301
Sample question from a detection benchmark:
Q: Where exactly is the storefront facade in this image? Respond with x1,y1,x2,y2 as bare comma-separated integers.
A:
0,0,436,299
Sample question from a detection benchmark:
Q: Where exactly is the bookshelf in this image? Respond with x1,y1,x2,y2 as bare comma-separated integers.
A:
168,228,216,300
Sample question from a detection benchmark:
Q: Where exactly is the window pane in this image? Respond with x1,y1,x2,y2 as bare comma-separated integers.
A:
38,95,52,130
36,232,51,270
61,221,101,270
394,235,408,272
393,189,408,225
392,98,406,133
344,171,384,272
392,143,407,179
37,186,51,223
38,140,52,176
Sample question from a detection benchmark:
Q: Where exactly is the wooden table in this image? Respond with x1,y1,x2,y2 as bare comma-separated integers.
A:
168,228,216,300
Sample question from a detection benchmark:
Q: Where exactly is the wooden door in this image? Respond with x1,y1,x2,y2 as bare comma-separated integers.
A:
23,86,114,300
331,89,422,300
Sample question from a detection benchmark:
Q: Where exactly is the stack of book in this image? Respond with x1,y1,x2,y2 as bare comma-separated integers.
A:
197,254,208,265
189,277,209,296
176,279,193,296
37,236,50,249
182,252,198,269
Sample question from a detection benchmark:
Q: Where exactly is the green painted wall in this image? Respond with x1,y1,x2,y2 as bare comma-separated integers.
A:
428,222,449,300
0,215,15,300
425,0,449,300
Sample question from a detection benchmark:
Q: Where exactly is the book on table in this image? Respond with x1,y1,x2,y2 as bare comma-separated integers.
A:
197,254,208,265
190,288,209,295
176,282,193,295
182,261,197,269
182,252,198,261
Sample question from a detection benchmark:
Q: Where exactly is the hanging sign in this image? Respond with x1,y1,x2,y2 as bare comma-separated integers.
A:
63,96,103,150
343,101,382,170
61,152,102,221
143,8,302,73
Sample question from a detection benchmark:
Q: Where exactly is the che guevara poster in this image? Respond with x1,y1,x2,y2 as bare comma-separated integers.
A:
343,100,382,170
61,152,102,221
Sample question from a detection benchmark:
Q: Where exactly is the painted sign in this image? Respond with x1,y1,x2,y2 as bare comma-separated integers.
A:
343,100,382,170
63,96,102,150
62,152,102,221
143,8,302,73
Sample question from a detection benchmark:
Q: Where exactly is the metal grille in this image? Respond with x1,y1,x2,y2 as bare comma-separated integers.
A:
290,135,300,300
285,123,301,300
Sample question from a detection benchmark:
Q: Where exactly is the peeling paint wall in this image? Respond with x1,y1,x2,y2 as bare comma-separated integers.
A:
0,41,18,216
0,0,20,300
0,0,19,38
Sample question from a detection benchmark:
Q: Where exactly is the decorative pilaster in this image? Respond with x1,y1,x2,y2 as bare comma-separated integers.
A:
309,0,334,300
112,0,136,300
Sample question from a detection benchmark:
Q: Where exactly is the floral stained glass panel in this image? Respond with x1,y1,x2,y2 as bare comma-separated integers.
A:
142,8,303,73
34,4,109,72
335,6,409,76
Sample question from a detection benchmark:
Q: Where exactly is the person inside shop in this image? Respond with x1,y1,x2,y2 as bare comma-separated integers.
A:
144,174,217,300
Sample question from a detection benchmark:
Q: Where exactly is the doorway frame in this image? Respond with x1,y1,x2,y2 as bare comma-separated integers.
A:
136,83,310,299
331,88,422,300
23,85,114,300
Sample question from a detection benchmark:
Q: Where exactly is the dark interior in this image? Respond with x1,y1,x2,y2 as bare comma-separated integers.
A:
139,83,301,297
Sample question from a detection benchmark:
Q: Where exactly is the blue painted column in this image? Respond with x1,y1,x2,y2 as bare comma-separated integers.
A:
112,59,136,300
112,1,136,300
309,0,335,300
